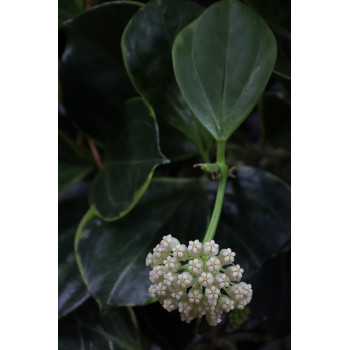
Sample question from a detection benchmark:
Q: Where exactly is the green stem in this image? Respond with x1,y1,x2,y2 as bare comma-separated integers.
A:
202,141,228,244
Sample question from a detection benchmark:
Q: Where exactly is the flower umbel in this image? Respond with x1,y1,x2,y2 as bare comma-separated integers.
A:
146,235,253,326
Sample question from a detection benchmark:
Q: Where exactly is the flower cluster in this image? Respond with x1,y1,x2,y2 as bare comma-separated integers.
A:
146,235,252,326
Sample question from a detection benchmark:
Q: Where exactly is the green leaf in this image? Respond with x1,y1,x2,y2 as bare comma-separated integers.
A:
172,0,277,141
59,191,90,319
135,303,198,350
122,0,212,158
250,250,291,338
59,304,142,350
58,0,85,26
244,0,291,33
89,98,169,221
59,2,140,143
75,178,208,308
209,166,290,278
58,130,94,193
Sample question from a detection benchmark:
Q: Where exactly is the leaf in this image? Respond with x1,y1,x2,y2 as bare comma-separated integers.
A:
134,302,198,350
59,191,90,319
75,178,208,308
59,303,142,350
250,250,291,338
58,130,95,194
89,98,169,221
58,0,84,26
122,0,212,158
208,166,290,278
173,0,277,141
59,2,140,143
244,0,291,33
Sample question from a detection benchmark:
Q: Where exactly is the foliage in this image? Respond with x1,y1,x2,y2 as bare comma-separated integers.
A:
58,0,290,349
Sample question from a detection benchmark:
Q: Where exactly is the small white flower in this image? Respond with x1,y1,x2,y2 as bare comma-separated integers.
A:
148,284,157,298
228,282,252,307
226,264,244,282
153,244,165,258
163,298,178,312
178,301,192,315
161,234,180,251
206,308,222,326
188,258,203,275
171,287,185,300
198,272,214,287
172,244,188,261
156,282,167,297
203,240,219,256
215,273,230,288
206,256,221,272
188,288,203,304
163,272,175,286
180,312,195,324
219,248,236,264
218,295,235,313
192,305,206,318
146,253,154,267
188,240,202,256
163,256,180,272
177,272,194,288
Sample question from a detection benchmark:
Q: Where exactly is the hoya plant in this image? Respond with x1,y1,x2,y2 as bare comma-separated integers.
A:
58,0,290,349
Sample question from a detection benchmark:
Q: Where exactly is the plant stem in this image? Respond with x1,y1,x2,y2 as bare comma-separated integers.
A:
202,140,228,243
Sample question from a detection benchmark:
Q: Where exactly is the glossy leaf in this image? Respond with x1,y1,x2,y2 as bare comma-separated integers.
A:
59,191,90,319
59,303,142,350
58,0,84,26
58,130,94,194
135,302,197,350
250,250,291,338
89,98,169,221
173,0,277,141
59,2,140,143
122,0,212,158
207,166,290,278
76,178,208,308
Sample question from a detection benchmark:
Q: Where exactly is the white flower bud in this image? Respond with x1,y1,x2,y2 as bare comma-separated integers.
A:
163,272,175,286
215,273,230,288
206,256,221,272
178,301,192,315
203,240,219,256
161,234,180,251
163,256,180,272
188,258,204,275
177,272,194,288
171,286,186,301
163,298,178,312
198,272,214,287
172,244,188,261
188,288,203,304
218,295,235,313
148,284,157,298
188,240,202,256
225,264,244,282
219,248,236,264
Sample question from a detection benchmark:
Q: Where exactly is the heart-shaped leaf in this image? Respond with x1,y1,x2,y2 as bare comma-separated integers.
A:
122,0,212,159
173,0,277,141
89,97,169,221
58,130,94,194
59,2,140,143
59,191,90,319
59,304,142,350
208,166,290,278
76,178,208,308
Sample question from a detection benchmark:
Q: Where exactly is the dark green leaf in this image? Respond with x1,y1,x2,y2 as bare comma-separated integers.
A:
122,0,212,159
59,2,140,143
262,91,291,150
135,302,198,350
250,250,291,338
244,0,291,33
209,166,290,278
59,304,142,350
173,0,277,141
59,192,90,319
76,178,208,308
89,98,169,221
58,0,85,26
58,130,94,194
